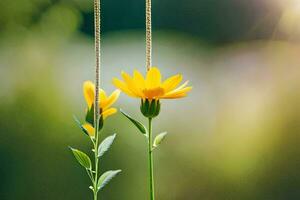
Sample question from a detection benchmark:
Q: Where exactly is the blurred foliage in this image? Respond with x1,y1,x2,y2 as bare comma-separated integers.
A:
0,0,289,44
0,0,300,200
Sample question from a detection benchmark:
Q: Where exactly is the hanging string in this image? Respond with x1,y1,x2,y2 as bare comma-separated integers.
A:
93,1,101,199
94,0,101,126
146,0,152,71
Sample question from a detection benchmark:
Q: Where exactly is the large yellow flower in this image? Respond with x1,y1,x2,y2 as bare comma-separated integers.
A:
82,81,120,136
112,67,192,100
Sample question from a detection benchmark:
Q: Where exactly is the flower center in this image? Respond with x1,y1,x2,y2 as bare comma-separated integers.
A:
142,87,165,99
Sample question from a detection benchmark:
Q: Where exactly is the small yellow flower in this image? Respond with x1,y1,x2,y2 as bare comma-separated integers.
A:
113,67,192,100
83,81,120,119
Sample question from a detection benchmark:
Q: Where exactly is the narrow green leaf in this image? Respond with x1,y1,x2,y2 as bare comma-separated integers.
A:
73,115,89,136
69,147,92,169
97,170,121,191
120,109,147,134
98,134,116,157
153,132,168,147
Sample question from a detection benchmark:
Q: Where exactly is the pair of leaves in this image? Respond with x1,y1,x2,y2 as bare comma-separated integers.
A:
120,109,168,148
70,134,117,168
70,139,120,192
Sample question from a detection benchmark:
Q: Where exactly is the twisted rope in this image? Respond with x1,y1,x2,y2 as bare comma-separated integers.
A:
146,0,152,71
94,0,101,125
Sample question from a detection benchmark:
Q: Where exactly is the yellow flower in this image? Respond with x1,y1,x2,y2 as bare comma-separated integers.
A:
83,81,120,120
113,67,192,100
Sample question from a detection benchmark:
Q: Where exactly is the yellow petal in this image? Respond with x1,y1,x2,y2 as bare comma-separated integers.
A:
162,93,187,99
163,86,192,99
82,123,95,137
162,74,182,93
143,87,165,99
113,78,138,97
163,80,190,97
102,107,117,119
133,70,146,89
99,89,108,108
121,71,143,97
175,80,189,91
99,89,107,101
102,89,120,110
146,67,161,89
83,81,95,109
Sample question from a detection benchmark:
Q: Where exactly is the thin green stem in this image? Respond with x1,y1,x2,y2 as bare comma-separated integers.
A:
93,129,99,200
148,118,155,200
92,118,101,200
86,169,94,182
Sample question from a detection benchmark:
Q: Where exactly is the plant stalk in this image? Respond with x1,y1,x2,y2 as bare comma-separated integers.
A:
93,127,99,200
148,118,155,200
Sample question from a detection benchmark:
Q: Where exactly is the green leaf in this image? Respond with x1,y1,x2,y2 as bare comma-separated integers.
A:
120,109,147,135
97,170,121,191
73,115,89,136
98,134,116,157
153,132,168,148
69,147,92,169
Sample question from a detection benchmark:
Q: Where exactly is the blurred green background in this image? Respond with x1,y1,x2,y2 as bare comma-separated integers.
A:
0,0,300,199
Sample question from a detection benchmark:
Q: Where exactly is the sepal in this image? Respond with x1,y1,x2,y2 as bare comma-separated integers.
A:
140,99,160,118
85,104,94,125
85,104,104,130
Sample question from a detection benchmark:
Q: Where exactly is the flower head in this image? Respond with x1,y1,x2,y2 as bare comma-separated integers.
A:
82,81,120,136
113,67,192,100
84,81,120,118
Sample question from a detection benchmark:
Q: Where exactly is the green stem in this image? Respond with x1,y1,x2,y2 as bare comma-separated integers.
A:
148,118,155,200
93,119,100,200
86,169,94,182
